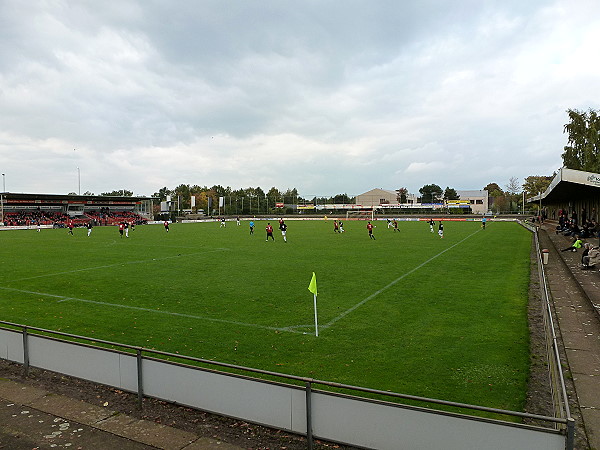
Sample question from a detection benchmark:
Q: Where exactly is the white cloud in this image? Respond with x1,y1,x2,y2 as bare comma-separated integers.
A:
0,0,598,197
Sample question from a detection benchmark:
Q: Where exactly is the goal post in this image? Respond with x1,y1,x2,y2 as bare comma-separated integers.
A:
345,209,374,220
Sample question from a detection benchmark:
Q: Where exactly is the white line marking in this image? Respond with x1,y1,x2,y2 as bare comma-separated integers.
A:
9,248,230,283
321,229,482,330
0,285,303,334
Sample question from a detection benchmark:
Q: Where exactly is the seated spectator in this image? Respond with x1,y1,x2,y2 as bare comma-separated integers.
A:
563,222,580,237
582,245,600,268
561,236,583,252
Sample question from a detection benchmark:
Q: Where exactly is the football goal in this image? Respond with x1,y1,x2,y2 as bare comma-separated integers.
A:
346,209,374,220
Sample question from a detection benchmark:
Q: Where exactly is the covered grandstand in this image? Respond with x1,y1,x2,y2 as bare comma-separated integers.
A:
531,168,600,220
0,192,154,227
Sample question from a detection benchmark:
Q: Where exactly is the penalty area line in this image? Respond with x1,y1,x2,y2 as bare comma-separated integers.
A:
321,229,482,331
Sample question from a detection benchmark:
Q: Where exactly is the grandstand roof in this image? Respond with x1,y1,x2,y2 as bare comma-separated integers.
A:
1,192,155,204
533,168,600,204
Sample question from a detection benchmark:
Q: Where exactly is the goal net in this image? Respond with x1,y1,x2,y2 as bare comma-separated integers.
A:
346,209,374,220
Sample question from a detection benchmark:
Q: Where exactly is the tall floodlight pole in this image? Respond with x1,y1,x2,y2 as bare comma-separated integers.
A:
77,167,81,195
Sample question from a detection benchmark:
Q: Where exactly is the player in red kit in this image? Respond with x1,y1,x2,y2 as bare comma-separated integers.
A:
265,223,275,241
367,221,376,240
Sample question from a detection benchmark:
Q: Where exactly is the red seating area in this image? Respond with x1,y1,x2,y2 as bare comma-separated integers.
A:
2,210,70,226
3,209,147,227
85,209,147,226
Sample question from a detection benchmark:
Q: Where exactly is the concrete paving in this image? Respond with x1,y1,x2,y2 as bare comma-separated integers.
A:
0,377,242,449
540,223,600,449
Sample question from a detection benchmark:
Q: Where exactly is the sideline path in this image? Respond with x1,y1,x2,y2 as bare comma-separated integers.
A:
540,223,600,449
0,377,242,449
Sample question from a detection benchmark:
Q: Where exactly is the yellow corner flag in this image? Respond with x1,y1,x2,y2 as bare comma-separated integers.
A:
308,272,318,296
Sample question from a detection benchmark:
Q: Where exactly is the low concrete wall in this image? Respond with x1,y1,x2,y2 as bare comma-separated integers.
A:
0,326,566,450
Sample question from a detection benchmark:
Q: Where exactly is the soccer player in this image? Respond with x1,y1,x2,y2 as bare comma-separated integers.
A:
280,221,287,242
220,217,226,227
367,221,376,240
124,221,129,238
118,222,125,238
249,220,255,235
438,221,444,239
67,221,74,235
266,222,275,241
87,222,93,237
333,220,340,233
482,216,487,229
393,219,399,232
236,216,241,226
338,220,345,233
164,220,169,232
387,218,392,229
428,218,435,233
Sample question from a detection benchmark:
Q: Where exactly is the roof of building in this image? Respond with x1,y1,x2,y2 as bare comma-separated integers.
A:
535,168,600,203
0,192,155,203
356,188,397,196
456,190,488,198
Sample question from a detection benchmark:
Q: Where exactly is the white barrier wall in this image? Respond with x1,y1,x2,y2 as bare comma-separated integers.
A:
0,327,566,450
142,359,307,432
311,391,564,450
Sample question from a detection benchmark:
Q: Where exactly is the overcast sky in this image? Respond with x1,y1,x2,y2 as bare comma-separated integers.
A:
1,1,599,198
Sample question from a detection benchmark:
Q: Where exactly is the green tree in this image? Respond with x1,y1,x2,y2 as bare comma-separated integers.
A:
396,188,408,203
332,193,353,204
444,187,460,200
504,177,521,212
562,108,600,172
152,187,172,201
483,183,502,194
522,175,554,197
419,184,443,203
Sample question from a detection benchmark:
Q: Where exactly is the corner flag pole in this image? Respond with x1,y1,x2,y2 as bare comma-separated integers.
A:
308,272,318,337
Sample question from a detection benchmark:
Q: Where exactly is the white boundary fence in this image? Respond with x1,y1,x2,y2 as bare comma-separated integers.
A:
0,320,572,449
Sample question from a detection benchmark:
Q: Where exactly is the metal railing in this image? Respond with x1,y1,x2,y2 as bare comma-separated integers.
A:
1,317,572,449
518,219,575,448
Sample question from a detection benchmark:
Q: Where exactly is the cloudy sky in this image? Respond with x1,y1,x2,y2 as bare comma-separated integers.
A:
1,1,599,198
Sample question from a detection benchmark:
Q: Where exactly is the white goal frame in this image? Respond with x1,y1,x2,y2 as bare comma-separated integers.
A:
345,209,374,220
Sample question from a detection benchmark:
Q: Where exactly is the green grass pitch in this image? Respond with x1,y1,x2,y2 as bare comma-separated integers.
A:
0,219,532,412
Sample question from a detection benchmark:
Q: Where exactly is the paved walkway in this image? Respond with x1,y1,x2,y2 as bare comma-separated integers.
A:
0,377,242,449
540,223,600,449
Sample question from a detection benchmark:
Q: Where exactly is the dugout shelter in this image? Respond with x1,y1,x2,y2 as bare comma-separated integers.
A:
531,168,600,221
0,192,154,227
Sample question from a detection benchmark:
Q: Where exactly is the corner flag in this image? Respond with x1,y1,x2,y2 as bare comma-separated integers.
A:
308,272,319,337
308,272,318,296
